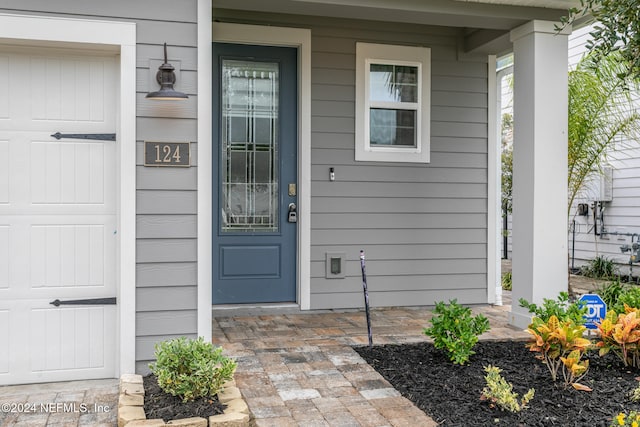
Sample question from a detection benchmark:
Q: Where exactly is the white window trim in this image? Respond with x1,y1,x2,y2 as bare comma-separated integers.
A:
356,42,431,163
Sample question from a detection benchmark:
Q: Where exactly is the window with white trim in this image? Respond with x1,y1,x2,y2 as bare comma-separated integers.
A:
355,43,431,163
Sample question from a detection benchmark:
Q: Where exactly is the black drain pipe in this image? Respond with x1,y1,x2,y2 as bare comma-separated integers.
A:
503,213,508,259
571,219,576,272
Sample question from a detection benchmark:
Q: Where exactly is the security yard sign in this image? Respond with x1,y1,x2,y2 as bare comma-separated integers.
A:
579,294,607,330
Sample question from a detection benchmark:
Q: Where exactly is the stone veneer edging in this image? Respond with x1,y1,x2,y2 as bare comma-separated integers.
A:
117,374,251,427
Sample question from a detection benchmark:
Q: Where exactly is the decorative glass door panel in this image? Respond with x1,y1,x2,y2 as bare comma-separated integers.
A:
222,60,279,231
213,43,297,304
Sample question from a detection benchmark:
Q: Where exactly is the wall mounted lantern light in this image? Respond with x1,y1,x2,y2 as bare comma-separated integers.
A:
146,43,188,100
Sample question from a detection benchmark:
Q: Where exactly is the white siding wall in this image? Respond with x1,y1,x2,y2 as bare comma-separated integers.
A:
502,23,640,275
568,24,640,274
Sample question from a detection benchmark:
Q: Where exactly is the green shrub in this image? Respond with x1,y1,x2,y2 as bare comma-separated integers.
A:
595,279,640,313
581,255,618,279
149,337,237,402
501,272,512,291
423,299,490,365
481,365,534,412
518,292,587,325
597,279,628,311
613,286,640,313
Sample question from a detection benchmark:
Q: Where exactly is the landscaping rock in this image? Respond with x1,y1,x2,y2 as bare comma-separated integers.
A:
118,405,146,427
217,387,241,403
223,398,249,415
209,412,250,427
165,417,208,426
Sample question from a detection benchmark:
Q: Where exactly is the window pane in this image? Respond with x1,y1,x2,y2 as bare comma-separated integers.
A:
370,109,416,146
370,64,418,103
221,60,279,231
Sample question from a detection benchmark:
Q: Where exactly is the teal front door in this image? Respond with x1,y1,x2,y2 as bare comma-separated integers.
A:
213,43,297,304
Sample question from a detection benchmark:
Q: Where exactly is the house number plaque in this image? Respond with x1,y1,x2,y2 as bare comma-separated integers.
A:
144,141,190,167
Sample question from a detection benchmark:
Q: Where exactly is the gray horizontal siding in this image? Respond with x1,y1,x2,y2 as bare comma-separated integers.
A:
310,213,487,229
137,287,198,312
312,274,487,293
136,118,197,140
137,311,197,336
137,191,197,214
311,229,487,245
311,182,486,198
311,244,486,260
137,239,197,263
0,0,196,22
311,259,487,278
311,149,487,168
137,263,198,288
136,165,197,190
137,215,197,239
310,166,487,183
292,10,489,308
310,197,487,213
310,288,487,310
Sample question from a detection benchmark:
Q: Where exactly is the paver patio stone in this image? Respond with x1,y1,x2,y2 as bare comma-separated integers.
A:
4,289,532,427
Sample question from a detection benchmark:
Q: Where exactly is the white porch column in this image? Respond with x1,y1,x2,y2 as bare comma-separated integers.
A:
508,21,571,329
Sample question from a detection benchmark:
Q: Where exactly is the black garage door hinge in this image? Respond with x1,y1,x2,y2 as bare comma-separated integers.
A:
49,297,117,307
51,132,116,141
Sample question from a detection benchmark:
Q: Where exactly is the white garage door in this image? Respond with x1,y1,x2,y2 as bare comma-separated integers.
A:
0,46,118,385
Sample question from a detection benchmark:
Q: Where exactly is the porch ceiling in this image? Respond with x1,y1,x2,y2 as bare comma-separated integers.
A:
213,0,571,30
213,0,575,54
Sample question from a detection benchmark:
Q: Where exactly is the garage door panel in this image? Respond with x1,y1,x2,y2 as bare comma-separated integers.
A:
0,55,8,119
30,57,110,123
30,306,111,373
0,310,8,374
0,226,7,288
30,224,110,288
0,140,7,203
30,141,109,205
0,47,118,385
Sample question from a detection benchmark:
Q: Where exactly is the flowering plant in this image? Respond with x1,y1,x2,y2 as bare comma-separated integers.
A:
611,410,640,427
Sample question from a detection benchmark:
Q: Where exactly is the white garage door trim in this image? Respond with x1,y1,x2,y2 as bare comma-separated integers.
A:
0,13,136,379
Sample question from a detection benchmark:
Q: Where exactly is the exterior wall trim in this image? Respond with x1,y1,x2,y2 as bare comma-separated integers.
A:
0,12,137,375
212,22,312,309
487,54,500,305
197,0,213,344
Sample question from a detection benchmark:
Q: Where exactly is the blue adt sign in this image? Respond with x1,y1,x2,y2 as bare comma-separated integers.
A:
579,294,607,330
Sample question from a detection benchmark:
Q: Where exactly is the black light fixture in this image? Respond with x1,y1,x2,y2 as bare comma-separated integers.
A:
146,43,188,100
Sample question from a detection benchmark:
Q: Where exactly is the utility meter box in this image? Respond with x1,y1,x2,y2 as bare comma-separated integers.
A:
585,165,613,202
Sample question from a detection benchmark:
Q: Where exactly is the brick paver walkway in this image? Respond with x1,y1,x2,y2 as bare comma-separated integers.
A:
212,293,529,427
0,294,528,426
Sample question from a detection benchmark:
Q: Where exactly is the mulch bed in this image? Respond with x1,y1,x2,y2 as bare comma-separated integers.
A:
143,374,226,422
355,340,640,427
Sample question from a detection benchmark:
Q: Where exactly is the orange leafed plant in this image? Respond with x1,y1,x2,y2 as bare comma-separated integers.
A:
597,306,640,368
526,315,591,388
